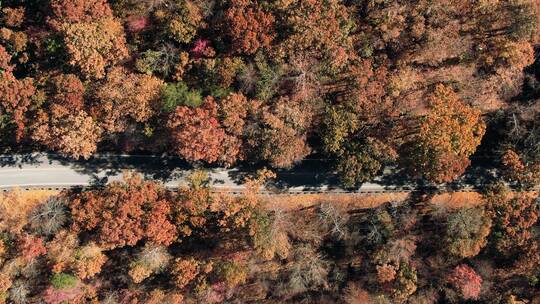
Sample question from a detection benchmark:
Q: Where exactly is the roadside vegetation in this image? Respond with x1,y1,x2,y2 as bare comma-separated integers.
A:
0,0,540,189
0,172,538,303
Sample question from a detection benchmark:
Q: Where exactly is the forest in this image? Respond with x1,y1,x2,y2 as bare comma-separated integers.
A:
1,0,540,303
0,172,539,303
0,0,539,188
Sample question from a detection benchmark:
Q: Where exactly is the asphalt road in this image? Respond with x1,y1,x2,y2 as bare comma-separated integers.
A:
0,153,474,193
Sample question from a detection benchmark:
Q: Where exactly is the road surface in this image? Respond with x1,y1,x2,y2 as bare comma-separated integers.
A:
0,153,478,193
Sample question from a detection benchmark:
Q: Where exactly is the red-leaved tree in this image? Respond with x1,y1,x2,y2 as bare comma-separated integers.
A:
70,173,176,249
0,71,35,141
447,264,482,300
19,234,47,262
168,97,240,165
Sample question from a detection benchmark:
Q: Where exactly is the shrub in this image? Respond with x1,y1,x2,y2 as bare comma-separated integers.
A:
161,82,203,112
128,245,171,283
50,273,78,290
171,258,200,289
217,261,247,287
446,208,491,258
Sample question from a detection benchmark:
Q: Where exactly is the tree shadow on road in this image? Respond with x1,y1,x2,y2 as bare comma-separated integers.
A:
47,154,194,183
225,158,341,191
0,154,43,168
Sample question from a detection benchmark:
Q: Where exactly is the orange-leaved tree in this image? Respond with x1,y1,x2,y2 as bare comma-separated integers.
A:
62,18,128,79
275,0,354,70
168,97,240,165
401,84,486,183
0,45,13,72
48,0,112,30
224,0,275,55
93,67,164,133
32,110,102,159
246,97,312,168
31,73,102,159
70,173,176,249
501,149,540,188
48,74,85,113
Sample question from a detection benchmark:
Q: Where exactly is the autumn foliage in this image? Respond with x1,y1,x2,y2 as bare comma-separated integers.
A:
2,7,25,28
32,110,102,159
62,18,128,79
94,67,164,132
485,186,539,256
70,173,176,249
0,0,536,192
252,97,312,168
0,71,35,141
501,149,540,187
402,85,486,183
447,264,483,300
19,234,47,262
275,0,354,70
167,1,202,44
1,0,540,300
168,97,240,164
0,173,538,302
224,1,275,55
48,0,112,28
0,45,13,72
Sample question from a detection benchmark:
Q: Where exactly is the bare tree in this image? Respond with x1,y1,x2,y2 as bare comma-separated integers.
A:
29,197,68,236
281,245,329,297
317,202,349,240
238,63,259,95
9,281,29,304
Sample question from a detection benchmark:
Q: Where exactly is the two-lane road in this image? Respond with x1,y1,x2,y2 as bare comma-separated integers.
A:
0,153,474,193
